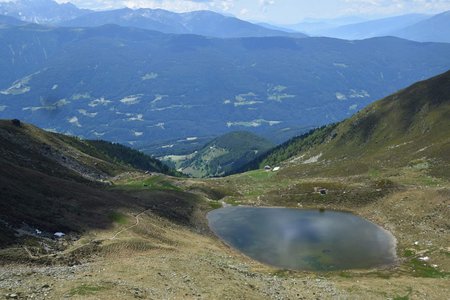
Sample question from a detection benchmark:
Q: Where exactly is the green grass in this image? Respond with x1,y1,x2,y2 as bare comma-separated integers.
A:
108,212,128,225
245,169,275,180
224,198,241,206
213,169,287,199
338,272,352,278
368,168,381,178
117,176,181,191
409,258,449,278
209,201,222,209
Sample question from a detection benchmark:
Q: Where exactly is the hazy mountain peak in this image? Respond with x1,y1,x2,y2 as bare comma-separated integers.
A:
392,10,450,43
0,0,90,23
59,6,307,38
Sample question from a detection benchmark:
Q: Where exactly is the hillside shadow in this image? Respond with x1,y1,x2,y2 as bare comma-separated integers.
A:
0,160,203,251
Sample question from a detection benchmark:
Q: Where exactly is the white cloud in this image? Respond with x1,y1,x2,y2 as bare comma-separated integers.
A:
54,0,236,12
340,0,450,15
239,8,249,15
259,0,275,13
102,0,212,11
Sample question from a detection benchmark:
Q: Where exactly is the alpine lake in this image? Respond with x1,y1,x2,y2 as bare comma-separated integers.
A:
207,207,397,271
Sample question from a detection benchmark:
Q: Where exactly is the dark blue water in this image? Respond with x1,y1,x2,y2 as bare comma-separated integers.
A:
207,207,397,271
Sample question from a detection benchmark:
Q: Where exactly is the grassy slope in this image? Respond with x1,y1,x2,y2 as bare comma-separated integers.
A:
0,120,200,251
255,70,450,178
57,135,177,175
0,120,177,178
237,124,338,172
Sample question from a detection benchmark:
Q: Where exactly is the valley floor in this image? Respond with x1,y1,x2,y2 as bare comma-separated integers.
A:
1,170,449,300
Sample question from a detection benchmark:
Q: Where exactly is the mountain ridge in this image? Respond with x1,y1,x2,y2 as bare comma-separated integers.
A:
0,14,27,26
0,0,306,38
249,70,450,178
1,24,450,150
0,0,91,23
316,13,429,40
288,11,450,43
393,10,450,43
0,119,176,180
59,6,307,38
168,131,274,177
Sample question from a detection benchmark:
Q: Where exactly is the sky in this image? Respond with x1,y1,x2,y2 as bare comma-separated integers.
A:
52,0,450,24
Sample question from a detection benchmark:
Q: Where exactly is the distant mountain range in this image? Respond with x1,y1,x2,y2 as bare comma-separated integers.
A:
0,0,89,24
1,24,450,151
1,0,449,42
0,0,450,154
0,14,26,26
393,11,450,43
0,0,306,38
283,11,450,43
60,8,307,38
283,16,371,35
315,14,429,40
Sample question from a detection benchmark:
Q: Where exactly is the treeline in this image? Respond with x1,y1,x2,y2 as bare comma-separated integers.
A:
212,131,274,151
85,140,179,176
232,124,338,174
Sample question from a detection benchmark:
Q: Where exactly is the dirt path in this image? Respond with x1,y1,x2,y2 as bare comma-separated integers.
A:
108,209,151,240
